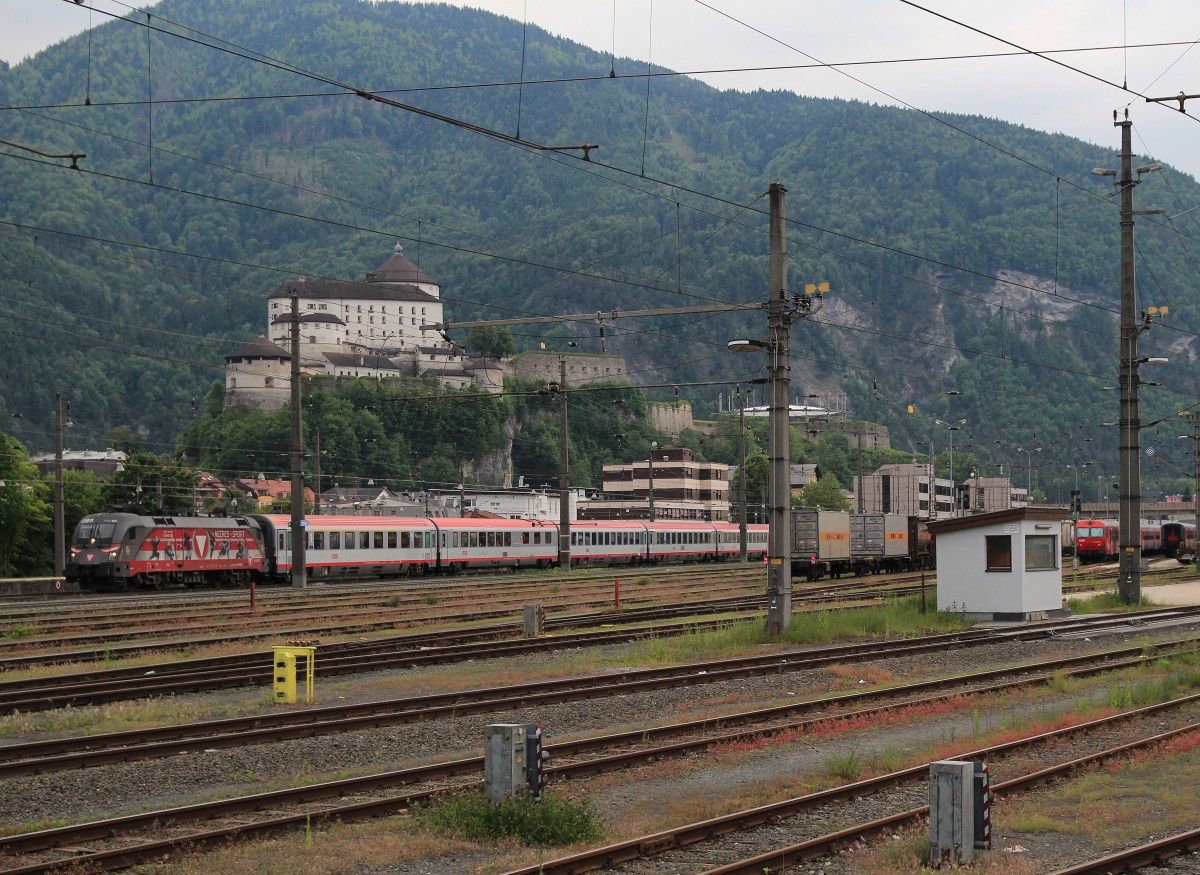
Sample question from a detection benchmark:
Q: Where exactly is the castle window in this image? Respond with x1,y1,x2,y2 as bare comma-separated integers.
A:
264,377,273,388
308,335,317,343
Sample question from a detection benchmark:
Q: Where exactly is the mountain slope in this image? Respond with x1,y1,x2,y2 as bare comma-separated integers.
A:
1,0,1197,496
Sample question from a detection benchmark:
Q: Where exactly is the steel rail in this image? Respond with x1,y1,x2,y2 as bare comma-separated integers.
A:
1047,827,1200,874
1,631,1195,783
4,678,1197,874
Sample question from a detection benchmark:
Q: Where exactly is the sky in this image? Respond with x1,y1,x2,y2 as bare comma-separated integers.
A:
5,0,1200,181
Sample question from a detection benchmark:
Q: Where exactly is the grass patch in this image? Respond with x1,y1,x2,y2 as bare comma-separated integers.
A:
824,750,863,781
414,786,602,847
3,623,38,640
1001,730,1200,845
625,597,971,665
1067,591,1157,613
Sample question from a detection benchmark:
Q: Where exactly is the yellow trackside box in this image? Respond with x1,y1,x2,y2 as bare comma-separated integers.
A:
273,645,316,704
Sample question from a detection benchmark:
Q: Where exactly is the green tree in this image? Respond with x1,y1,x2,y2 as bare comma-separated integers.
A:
466,325,516,359
0,433,52,576
100,452,198,515
794,474,852,511
733,452,770,519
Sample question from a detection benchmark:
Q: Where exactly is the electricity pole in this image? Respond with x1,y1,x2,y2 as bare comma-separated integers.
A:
289,290,307,588
1116,115,1141,605
53,393,65,578
765,182,791,636
557,356,571,569
737,390,748,562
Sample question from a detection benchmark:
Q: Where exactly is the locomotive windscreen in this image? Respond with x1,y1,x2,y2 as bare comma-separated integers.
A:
75,521,117,546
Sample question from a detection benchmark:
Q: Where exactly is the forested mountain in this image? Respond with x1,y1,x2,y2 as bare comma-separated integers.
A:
2,0,1199,499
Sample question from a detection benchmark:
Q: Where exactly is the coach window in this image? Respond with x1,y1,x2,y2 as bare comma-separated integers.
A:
388,532,397,549
486,532,495,547
985,535,1012,571
330,531,340,549
1025,535,1058,570
359,532,370,549
521,532,530,544
313,531,324,550
504,532,512,546
374,531,384,549
344,531,356,549
401,531,410,549
469,532,478,547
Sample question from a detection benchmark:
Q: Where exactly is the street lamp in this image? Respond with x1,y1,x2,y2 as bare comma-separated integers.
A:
913,440,934,520
1016,445,1042,500
935,419,966,516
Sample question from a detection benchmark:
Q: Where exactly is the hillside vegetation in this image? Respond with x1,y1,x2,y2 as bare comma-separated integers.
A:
2,0,1199,499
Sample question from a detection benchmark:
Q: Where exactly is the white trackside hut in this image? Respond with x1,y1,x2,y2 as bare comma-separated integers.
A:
927,507,1069,622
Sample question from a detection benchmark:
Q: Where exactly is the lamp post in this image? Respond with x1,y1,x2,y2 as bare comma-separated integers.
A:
914,440,934,520
1016,445,1041,500
935,419,966,516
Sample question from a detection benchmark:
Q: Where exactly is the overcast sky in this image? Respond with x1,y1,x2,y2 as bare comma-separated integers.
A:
6,0,1200,180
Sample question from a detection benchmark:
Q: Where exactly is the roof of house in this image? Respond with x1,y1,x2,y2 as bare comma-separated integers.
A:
364,243,438,287
268,280,439,304
270,312,346,326
322,352,399,370
926,506,1068,534
226,336,290,362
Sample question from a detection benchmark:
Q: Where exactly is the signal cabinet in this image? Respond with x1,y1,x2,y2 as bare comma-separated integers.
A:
484,724,529,803
791,511,851,561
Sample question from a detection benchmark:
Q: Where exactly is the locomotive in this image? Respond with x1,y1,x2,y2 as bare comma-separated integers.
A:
66,512,771,591
1073,518,1195,564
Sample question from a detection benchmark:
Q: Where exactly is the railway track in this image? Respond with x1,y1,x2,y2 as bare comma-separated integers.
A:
3,600,1196,715
2,639,1196,874
4,597,1195,715
2,608,1197,777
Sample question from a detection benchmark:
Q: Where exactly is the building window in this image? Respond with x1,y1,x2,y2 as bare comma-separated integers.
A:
1025,535,1058,570
985,535,1012,571
264,377,273,388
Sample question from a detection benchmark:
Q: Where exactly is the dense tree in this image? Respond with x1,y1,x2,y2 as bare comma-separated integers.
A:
0,433,51,576
465,326,516,360
794,474,852,512
99,452,199,515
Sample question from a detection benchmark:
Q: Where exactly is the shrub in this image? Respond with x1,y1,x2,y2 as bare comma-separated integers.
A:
3,624,36,640
415,786,603,847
